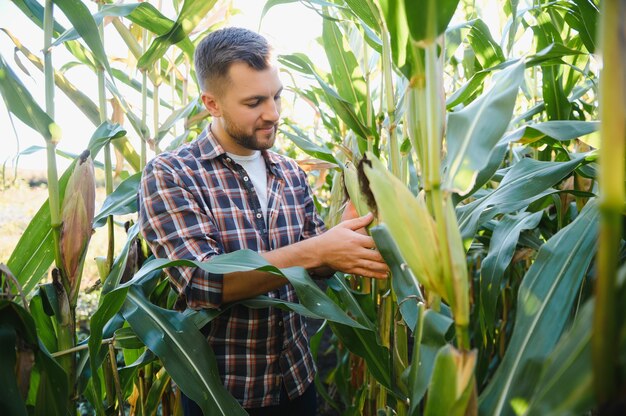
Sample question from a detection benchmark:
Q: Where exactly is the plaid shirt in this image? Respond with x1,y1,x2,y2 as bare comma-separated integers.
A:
138,127,326,408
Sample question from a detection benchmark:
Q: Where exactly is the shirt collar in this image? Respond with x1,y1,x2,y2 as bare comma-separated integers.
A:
198,125,227,160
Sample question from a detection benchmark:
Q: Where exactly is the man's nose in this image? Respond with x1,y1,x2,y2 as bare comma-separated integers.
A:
262,99,280,122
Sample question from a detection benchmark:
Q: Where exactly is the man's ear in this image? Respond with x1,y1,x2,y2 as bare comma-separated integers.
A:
201,92,221,117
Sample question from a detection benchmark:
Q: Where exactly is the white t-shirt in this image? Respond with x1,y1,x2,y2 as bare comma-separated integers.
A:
226,151,269,221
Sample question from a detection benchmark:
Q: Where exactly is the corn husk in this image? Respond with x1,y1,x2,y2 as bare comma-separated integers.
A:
60,150,95,288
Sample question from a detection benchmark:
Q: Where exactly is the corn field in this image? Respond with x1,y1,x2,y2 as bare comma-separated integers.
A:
0,0,624,415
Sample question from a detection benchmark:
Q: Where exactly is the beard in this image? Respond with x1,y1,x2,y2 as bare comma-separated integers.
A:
222,113,277,151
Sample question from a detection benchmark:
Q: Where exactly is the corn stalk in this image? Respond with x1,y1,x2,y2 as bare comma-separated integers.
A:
593,0,625,405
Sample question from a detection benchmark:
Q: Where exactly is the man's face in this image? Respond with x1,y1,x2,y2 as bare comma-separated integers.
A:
205,61,283,155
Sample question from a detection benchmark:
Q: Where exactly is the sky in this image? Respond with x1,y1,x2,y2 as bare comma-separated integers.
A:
0,0,325,172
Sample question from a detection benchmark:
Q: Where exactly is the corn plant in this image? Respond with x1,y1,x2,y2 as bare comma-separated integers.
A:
265,0,625,415
1,0,625,415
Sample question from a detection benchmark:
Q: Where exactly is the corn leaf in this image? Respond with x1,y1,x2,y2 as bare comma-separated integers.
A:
410,308,454,409
403,0,461,43
457,155,587,239
122,286,247,416
478,199,598,416
280,127,339,165
0,326,27,416
0,55,56,142
525,299,595,415
279,53,373,141
562,0,599,53
7,123,126,296
52,0,112,77
53,3,194,58
479,211,543,336
445,60,524,195
94,173,141,227
144,369,171,415
0,301,68,416
323,18,369,127
516,120,599,145
467,19,505,69
533,14,571,120
371,224,423,332
138,0,218,70
424,345,475,416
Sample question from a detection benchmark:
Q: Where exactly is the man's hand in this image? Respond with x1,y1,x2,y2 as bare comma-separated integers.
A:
315,212,389,279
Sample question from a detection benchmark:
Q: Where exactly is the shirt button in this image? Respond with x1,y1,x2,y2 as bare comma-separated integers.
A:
256,213,263,219
278,320,283,327
243,176,249,181
225,157,232,163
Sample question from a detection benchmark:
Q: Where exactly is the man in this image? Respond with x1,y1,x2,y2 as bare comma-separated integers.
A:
138,27,388,415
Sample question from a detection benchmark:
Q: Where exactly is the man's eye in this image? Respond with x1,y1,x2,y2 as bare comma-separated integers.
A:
246,101,260,108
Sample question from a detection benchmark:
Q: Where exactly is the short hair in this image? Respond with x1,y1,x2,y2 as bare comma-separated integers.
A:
194,27,272,95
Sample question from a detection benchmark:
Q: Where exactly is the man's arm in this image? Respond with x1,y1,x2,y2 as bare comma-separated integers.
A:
222,212,388,303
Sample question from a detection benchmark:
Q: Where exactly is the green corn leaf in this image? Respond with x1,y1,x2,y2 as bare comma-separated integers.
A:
280,127,339,165
452,138,508,204
327,319,393,390
0,326,27,416
533,15,571,120
279,53,373,141
53,3,194,58
156,100,199,141
144,369,171,415
525,298,595,415
562,0,599,53
7,123,126,296
445,60,524,195
371,224,423,332
410,308,454,410
138,0,218,70
52,0,112,77
343,0,380,32
378,0,412,75
0,55,57,142
467,19,505,69
424,345,476,416
122,286,247,415
323,18,369,126
326,275,376,330
261,0,342,22
403,0,461,43
94,173,141,227
130,252,366,329
28,291,58,354
113,327,143,350
457,155,587,239
0,300,68,416
479,211,543,336
516,120,599,145
478,200,598,416
527,266,626,415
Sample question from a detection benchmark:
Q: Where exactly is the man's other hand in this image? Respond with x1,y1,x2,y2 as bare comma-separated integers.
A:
317,212,389,279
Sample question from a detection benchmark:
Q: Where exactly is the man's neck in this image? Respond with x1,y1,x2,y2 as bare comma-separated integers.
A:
209,121,254,156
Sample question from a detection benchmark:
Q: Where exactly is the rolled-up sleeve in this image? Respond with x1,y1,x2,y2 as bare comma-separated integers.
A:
139,158,224,309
